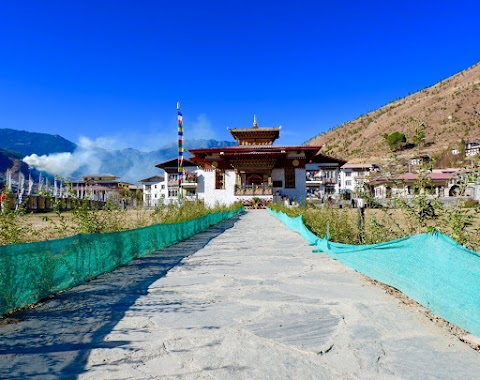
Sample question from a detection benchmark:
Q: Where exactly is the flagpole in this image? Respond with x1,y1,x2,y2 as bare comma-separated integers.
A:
177,102,183,205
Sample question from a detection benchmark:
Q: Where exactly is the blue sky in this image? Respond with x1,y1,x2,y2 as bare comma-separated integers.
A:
1,1,479,150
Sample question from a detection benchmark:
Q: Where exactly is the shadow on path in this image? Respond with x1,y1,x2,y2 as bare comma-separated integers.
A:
0,215,242,380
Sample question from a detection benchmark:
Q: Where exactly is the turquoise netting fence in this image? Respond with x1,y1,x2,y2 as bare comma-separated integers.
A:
268,208,480,337
0,209,243,317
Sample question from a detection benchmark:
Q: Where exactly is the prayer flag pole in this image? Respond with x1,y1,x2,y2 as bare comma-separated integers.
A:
177,102,183,204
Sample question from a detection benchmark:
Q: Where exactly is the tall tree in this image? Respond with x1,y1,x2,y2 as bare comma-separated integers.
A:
413,121,426,156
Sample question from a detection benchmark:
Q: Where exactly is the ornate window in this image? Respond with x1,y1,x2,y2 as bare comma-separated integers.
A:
215,170,225,189
284,168,295,188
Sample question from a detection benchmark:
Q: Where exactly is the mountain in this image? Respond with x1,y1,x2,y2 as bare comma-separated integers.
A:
306,61,480,167
0,129,77,156
0,129,236,184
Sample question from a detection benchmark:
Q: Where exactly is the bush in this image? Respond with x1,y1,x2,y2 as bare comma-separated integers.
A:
383,131,407,151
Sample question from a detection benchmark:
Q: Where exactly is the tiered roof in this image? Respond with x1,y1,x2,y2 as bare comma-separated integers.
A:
228,115,280,146
188,116,338,171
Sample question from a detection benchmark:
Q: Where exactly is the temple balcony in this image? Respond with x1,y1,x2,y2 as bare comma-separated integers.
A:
235,184,273,196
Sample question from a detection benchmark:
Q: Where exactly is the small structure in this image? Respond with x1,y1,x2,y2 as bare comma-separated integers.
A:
465,141,480,157
410,154,431,167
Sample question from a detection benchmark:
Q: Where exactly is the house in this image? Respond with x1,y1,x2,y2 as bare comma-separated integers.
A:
188,116,329,207
68,174,134,204
465,141,480,157
305,155,346,199
339,163,379,198
409,154,431,167
155,158,200,204
140,175,165,207
370,169,459,198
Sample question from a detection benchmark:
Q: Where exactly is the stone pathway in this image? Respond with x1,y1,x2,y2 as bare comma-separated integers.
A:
1,210,479,379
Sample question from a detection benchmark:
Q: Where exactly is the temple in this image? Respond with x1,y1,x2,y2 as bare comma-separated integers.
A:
189,116,339,207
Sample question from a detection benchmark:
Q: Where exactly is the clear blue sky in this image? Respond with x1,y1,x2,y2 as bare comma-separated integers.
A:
1,1,479,150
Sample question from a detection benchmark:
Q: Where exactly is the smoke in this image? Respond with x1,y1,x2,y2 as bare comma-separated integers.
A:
22,114,219,183
22,148,103,179
187,113,217,140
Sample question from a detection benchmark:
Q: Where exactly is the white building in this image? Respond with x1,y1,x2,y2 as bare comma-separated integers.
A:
465,141,480,157
339,162,379,198
68,174,133,204
140,175,165,208
155,158,200,205
305,156,346,199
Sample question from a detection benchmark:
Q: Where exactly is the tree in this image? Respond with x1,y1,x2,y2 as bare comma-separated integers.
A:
413,121,426,156
384,131,407,151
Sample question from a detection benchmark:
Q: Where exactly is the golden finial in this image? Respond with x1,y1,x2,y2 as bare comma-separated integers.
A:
253,115,258,128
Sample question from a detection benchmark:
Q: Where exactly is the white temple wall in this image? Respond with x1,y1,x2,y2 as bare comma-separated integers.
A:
280,168,306,204
197,167,307,206
201,169,237,207
271,168,306,204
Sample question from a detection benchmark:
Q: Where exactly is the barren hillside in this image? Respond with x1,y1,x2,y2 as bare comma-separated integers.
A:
306,61,480,167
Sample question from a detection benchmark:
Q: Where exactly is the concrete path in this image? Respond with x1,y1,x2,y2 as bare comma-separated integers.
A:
1,210,479,379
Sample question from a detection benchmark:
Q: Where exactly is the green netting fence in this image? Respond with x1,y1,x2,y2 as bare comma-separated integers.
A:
0,209,243,317
268,208,480,337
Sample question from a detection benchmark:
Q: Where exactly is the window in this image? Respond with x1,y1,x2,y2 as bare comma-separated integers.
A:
284,168,295,188
168,189,178,197
345,171,351,177
215,169,225,189
272,180,283,187
346,180,352,186
154,185,157,189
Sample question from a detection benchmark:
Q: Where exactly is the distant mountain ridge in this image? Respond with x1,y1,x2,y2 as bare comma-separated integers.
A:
306,61,480,167
79,139,237,183
0,128,77,156
0,129,236,184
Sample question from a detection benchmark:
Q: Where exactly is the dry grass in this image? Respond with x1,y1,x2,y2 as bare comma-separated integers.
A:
15,209,157,242
1,200,243,245
271,202,480,251
306,61,480,165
